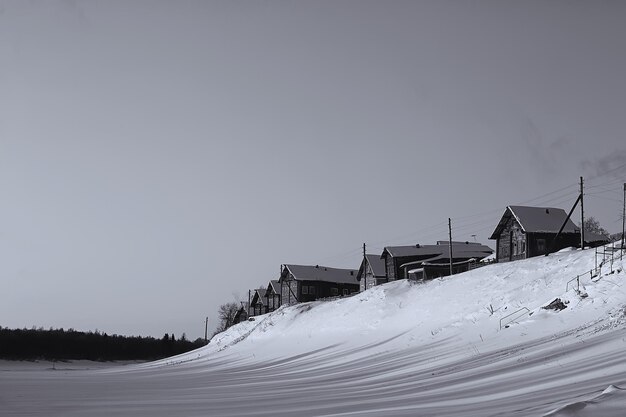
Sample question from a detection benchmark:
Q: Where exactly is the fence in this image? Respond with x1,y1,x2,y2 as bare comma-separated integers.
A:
562,244,625,294
469,258,496,271
502,244,625,330
500,307,531,329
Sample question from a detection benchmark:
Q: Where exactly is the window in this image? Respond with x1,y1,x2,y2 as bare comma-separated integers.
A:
302,285,309,295
309,286,316,295
331,287,338,296
537,239,546,254
343,289,349,296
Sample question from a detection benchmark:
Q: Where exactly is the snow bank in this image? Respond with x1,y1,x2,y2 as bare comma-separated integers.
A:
8,245,626,416
544,385,626,417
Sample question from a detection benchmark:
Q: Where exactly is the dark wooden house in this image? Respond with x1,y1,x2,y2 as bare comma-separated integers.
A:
356,254,387,292
250,288,268,316
279,264,359,305
233,302,249,324
264,280,282,312
584,231,611,248
381,242,493,280
489,205,580,262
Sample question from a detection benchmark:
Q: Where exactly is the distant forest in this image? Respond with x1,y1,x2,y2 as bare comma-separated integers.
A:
0,327,206,361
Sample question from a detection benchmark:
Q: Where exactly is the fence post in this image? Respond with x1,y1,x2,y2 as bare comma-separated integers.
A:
577,275,580,292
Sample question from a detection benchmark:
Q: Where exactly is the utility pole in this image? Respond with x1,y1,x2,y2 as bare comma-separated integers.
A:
204,317,208,343
580,176,585,250
448,218,453,276
622,183,625,259
362,243,367,290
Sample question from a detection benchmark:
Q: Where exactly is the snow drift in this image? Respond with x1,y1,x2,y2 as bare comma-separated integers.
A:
5,245,626,416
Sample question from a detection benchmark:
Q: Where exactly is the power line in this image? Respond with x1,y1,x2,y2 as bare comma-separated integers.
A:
586,161,626,181
585,178,625,190
310,177,622,267
586,193,623,204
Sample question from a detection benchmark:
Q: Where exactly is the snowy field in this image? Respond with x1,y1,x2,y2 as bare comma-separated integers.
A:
3,246,626,416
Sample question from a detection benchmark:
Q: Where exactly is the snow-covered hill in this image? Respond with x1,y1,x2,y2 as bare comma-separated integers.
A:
6,245,626,416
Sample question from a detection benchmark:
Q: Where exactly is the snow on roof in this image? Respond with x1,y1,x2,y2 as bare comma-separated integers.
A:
585,231,611,244
266,280,280,293
383,243,493,259
283,264,358,285
356,254,387,280
250,288,267,306
489,205,579,239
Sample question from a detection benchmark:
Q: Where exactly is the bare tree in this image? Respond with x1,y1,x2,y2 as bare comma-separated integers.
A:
214,302,240,334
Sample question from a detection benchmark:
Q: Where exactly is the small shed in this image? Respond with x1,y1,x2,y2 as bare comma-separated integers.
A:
356,254,387,291
489,205,580,262
279,264,359,305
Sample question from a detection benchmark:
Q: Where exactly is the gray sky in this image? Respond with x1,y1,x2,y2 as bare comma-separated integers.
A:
1,0,625,339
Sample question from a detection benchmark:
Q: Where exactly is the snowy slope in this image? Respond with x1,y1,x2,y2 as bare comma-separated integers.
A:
4,245,626,416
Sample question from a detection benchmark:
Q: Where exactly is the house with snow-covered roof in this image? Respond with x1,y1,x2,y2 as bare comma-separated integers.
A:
356,254,387,291
264,280,281,313
381,242,493,281
250,288,268,316
489,205,580,262
279,264,359,305
233,302,249,324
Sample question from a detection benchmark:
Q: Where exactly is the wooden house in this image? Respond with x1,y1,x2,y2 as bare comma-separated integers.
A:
279,264,359,305
250,288,268,316
584,231,611,248
489,205,580,262
264,280,282,312
381,242,493,280
233,302,249,324
356,254,387,291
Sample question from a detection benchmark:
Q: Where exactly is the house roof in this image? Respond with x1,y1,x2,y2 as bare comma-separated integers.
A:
251,288,267,306
382,242,493,259
584,231,611,244
489,205,579,239
266,280,280,294
356,254,387,281
234,302,249,319
282,264,358,285
399,249,495,269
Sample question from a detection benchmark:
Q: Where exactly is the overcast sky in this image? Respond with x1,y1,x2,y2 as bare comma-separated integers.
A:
1,0,625,340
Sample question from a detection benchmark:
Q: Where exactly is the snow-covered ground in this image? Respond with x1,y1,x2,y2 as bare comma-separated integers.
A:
3,245,626,416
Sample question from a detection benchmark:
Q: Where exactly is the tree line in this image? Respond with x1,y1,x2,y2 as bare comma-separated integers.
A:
0,326,206,361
